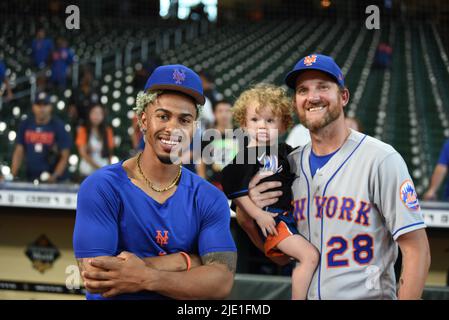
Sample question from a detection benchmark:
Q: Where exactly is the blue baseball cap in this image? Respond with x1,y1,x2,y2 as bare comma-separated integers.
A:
144,64,205,105
34,92,50,105
285,54,345,89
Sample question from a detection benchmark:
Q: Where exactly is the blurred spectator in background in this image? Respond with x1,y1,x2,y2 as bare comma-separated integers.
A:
69,68,99,126
374,42,393,69
76,103,115,180
197,100,237,190
345,116,364,132
200,71,222,106
35,73,48,93
133,63,151,91
286,122,310,148
130,115,144,151
31,28,53,70
199,70,222,129
10,92,71,183
424,140,449,201
50,37,75,90
0,54,14,105
132,59,161,91
189,3,208,21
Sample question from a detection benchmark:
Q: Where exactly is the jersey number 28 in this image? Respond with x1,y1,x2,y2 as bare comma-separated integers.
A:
327,234,373,267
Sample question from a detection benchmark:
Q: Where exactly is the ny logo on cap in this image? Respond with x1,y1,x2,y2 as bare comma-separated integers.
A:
173,69,186,84
304,55,317,66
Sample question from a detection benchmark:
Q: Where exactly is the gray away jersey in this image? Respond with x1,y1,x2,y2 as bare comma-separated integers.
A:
288,129,426,300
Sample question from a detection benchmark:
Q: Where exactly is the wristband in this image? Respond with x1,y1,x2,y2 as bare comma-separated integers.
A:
179,251,191,271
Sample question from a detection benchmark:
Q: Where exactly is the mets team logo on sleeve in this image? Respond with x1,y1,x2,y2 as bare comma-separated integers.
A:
399,180,420,211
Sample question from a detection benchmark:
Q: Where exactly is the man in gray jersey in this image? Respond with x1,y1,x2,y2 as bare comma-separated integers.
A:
247,54,430,299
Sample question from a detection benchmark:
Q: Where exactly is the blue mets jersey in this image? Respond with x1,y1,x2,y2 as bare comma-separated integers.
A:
73,161,236,300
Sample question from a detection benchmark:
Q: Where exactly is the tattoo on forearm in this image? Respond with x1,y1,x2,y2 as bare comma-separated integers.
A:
77,259,86,273
201,251,237,274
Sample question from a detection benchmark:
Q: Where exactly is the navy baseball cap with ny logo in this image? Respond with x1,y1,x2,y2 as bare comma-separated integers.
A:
285,54,345,89
144,64,205,105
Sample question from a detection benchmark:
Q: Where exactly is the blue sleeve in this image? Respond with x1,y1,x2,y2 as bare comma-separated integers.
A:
48,39,54,52
0,62,5,81
73,174,120,258
67,49,75,65
16,121,26,146
221,162,253,199
197,188,237,256
437,140,449,166
55,121,72,150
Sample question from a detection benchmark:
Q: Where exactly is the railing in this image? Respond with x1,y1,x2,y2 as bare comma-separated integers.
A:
1,181,448,229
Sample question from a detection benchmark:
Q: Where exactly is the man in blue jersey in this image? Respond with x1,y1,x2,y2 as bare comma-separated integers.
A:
424,139,449,201
73,64,237,300
31,28,53,70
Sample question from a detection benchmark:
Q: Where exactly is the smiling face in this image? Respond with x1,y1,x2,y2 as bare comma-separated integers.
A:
140,92,197,164
294,70,349,133
244,103,283,145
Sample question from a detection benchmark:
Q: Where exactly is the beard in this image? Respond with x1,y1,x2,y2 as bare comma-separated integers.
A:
157,154,175,164
299,103,342,132
156,147,184,165
156,144,188,165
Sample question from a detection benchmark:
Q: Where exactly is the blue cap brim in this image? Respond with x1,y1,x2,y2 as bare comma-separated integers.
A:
285,67,344,89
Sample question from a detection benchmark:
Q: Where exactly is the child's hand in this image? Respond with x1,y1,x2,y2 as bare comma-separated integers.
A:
256,213,278,237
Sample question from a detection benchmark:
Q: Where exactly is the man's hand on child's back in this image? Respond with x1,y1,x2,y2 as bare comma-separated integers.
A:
248,172,283,208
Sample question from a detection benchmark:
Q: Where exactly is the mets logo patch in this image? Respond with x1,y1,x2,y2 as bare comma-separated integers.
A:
399,180,420,211
304,55,317,66
173,69,186,84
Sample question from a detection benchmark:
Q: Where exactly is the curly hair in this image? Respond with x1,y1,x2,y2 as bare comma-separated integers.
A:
133,90,163,129
233,83,293,130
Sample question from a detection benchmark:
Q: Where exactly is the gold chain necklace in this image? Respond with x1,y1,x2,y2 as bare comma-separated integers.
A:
136,152,182,193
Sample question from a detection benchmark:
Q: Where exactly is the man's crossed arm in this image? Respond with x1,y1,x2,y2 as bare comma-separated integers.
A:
78,250,237,300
